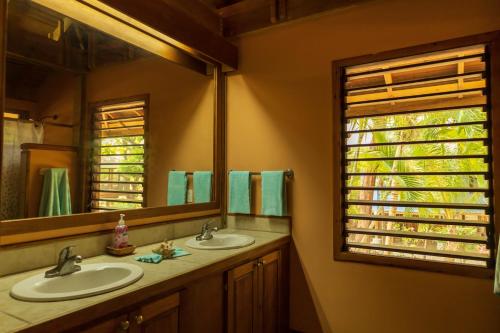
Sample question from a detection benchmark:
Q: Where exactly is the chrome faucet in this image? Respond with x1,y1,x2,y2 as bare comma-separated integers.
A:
45,246,82,278
196,222,218,241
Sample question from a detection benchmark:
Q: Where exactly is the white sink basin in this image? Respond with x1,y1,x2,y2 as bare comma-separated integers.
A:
186,233,255,250
10,263,143,302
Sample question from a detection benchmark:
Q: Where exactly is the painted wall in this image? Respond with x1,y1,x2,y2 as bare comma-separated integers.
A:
226,0,500,332
86,56,214,207
37,72,80,146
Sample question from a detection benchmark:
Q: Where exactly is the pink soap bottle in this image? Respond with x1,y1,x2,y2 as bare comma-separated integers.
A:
113,214,128,248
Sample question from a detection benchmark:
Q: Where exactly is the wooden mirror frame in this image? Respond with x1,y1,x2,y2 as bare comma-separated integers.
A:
0,0,228,245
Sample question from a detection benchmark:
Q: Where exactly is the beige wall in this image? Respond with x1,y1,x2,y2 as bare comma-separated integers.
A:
86,56,214,207
37,72,79,146
227,0,500,332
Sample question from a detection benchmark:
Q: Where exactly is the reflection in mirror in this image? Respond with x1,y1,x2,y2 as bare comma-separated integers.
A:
1,0,215,220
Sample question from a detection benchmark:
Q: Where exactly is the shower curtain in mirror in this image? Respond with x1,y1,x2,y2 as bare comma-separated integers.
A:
1,120,43,220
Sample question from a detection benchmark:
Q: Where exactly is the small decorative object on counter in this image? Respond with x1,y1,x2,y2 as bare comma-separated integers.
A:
106,213,135,256
106,244,136,256
113,213,129,248
153,240,176,259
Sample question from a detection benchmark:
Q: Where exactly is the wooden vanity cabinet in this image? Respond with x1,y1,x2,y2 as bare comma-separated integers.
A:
226,250,286,333
78,314,130,333
56,244,288,333
77,292,180,333
129,292,180,333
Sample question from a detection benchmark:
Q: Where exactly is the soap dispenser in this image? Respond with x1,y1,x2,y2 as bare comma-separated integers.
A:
113,213,129,248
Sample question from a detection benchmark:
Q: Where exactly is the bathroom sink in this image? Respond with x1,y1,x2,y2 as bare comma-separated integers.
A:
10,263,143,302
186,233,255,250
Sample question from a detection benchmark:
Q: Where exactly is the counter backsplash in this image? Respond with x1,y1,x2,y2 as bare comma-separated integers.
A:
0,216,221,277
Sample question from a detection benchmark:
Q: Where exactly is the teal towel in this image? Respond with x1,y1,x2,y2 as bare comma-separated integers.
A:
39,168,72,217
261,171,287,216
193,171,212,203
228,171,251,214
171,247,191,258
134,248,190,264
495,242,500,295
167,171,187,206
135,253,163,264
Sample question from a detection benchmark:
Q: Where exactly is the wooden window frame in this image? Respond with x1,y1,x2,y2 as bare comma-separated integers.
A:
332,31,500,278
88,94,149,212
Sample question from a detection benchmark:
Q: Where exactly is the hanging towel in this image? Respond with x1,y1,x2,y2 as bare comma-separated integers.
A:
193,171,213,203
261,171,287,216
495,242,500,295
167,171,187,206
228,171,251,214
38,168,72,217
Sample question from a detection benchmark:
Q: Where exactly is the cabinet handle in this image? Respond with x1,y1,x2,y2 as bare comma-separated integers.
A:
135,314,144,325
119,320,130,331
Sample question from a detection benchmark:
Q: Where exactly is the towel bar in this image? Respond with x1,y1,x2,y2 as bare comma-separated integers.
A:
228,169,294,179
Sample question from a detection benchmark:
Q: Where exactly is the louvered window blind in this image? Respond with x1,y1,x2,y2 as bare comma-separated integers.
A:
90,98,147,211
340,45,493,267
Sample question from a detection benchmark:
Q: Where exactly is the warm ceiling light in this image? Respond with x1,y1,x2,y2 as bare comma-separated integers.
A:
31,0,199,66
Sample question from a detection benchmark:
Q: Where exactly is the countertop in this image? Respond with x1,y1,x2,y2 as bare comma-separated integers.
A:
0,228,289,333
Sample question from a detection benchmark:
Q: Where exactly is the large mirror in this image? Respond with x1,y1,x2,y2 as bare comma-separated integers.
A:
0,0,218,222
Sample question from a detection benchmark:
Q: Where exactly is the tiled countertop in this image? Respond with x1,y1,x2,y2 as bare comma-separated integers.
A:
0,228,289,333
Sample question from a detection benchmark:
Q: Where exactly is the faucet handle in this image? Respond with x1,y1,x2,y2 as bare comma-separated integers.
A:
58,246,76,260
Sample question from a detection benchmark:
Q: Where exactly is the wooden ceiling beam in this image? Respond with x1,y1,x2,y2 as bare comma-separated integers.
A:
98,0,238,70
217,0,269,18
221,0,371,37
160,0,222,35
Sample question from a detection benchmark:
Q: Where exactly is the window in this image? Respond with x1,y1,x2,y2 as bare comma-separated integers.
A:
333,34,500,275
89,96,148,211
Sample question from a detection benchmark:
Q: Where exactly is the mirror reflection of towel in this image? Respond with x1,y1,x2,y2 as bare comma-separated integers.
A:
193,171,213,203
167,171,187,206
38,168,72,217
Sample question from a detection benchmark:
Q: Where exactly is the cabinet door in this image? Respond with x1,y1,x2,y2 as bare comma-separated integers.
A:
227,260,259,333
179,273,224,333
78,314,130,333
130,292,180,333
259,250,281,333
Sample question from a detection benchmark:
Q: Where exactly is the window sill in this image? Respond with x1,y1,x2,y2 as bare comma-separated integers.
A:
333,251,494,279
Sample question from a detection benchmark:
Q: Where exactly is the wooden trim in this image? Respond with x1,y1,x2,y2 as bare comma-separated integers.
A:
20,143,78,152
336,251,493,278
332,30,500,278
217,0,268,18
332,31,500,68
332,58,345,264
214,65,226,214
0,209,220,245
6,51,87,74
489,33,500,258
227,213,292,219
0,0,5,208
98,0,238,70
15,238,290,333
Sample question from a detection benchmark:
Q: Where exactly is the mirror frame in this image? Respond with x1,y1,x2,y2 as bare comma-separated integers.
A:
0,0,227,245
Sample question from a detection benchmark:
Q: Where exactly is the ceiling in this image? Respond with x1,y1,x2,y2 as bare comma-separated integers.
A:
198,0,370,37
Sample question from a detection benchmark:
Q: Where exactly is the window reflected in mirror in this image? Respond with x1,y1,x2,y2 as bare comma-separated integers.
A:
91,97,147,212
